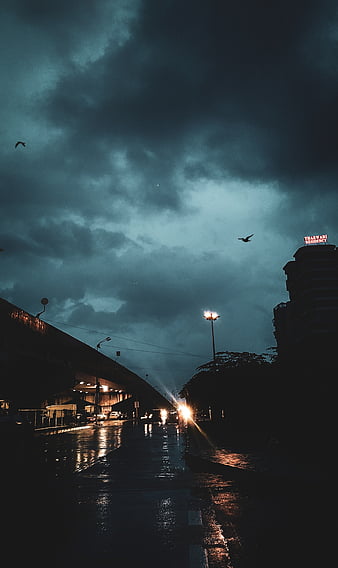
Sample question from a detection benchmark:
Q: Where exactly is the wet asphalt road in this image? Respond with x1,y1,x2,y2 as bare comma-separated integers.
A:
1,419,335,568
186,422,335,568
53,420,204,568
2,420,214,568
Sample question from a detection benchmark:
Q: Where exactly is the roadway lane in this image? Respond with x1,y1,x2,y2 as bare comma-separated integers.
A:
35,420,125,476
1,419,213,568
3,418,334,568
58,420,199,567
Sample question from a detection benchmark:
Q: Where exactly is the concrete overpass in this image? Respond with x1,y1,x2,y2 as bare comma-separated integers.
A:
0,297,173,427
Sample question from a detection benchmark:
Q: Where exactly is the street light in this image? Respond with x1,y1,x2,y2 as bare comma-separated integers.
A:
203,310,220,362
36,297,49,319
96,337,111,350
94,337,111,423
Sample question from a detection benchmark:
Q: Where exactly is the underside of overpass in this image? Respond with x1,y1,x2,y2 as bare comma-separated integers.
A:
0,298,173,425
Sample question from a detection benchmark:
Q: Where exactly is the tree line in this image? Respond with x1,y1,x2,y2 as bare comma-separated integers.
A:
180,350,334,453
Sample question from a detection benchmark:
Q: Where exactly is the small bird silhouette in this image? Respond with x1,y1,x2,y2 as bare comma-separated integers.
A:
238,234,254,242
15,141,26,148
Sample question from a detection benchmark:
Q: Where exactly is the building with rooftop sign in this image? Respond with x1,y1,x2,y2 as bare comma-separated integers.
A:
273,237,338,364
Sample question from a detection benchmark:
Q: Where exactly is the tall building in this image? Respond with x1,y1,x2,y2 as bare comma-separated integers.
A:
273,238,338,364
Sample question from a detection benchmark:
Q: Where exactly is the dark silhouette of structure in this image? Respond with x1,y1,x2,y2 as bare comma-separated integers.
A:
272,240,338,451
0,297,172,427
273,242,338,364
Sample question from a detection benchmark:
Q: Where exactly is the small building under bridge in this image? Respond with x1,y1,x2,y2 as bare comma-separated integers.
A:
0,297,173,428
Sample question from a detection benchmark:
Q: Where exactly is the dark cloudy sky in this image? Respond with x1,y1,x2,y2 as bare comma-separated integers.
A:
1,0,338,396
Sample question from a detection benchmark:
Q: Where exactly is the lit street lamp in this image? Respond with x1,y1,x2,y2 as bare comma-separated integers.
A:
203,310,220,362
94,337,111,424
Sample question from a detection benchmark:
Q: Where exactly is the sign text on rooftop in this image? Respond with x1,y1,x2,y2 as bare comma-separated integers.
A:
303,234,328,244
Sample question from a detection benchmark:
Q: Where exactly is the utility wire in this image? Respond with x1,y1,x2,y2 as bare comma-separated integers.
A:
107,345,205,357
45,318,206,359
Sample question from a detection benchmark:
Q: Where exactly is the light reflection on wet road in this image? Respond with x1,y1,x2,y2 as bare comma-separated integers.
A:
3,418,333,568
36,421,124,475
4,419,201,568
186,421,334,568
56,420,196,568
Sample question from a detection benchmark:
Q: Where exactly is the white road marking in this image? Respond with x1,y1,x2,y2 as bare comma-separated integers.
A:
188,509,203,526
188,510,208,567
189,544,209,568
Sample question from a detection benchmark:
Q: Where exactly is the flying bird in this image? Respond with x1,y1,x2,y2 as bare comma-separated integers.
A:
238,234,254,242
15,141,26,148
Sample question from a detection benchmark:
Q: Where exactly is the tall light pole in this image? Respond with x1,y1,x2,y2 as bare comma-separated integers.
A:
94,336,111,424
203,310,220,362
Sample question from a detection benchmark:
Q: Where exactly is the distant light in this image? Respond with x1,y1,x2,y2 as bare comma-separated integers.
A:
203,310,220,321
160,409,168,424
11,309,47,334
177,404,193,422
304,234,328,245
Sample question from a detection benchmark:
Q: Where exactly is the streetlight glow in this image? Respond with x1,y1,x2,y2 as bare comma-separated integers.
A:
203,310,220,362
203,310,220,321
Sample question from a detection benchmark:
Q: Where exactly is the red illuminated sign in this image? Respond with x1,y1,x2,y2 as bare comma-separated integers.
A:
304,234,328,245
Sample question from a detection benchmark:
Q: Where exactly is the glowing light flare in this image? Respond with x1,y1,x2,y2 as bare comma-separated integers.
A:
160,409,168,424
203,310,220,321
177,403,193,422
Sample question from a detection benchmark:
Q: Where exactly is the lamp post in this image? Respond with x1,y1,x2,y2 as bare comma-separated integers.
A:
94,337,111,424
36,297,49,319
203,310,220,362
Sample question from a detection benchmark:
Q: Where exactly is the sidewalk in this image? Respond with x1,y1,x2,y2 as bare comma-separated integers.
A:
185,420,335,568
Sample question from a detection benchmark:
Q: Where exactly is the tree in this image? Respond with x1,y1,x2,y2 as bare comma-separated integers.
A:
181,350,276,435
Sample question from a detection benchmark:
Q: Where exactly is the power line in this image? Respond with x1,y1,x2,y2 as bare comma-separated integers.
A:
45,318,206,359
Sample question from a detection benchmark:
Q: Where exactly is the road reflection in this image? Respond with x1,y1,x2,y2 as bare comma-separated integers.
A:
37,420,124,476
36,418,185,478
143,422,153,437
209,448,254,470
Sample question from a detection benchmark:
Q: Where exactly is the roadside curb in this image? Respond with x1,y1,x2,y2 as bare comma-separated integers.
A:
189,544,209,568
188,509,209,568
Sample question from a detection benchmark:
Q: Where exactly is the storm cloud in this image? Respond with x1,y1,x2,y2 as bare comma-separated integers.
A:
1,0,338,394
